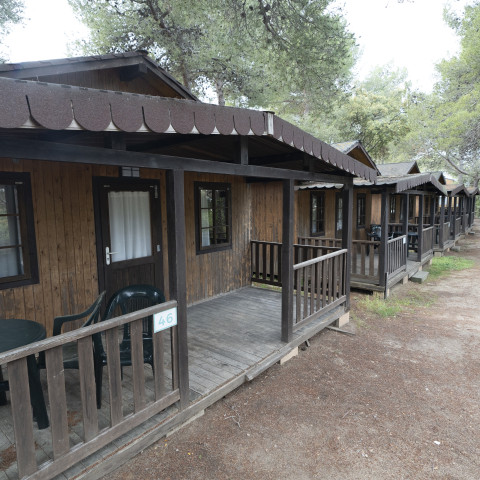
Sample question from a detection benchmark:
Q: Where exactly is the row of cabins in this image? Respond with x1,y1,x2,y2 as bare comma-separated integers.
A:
0,52,476,479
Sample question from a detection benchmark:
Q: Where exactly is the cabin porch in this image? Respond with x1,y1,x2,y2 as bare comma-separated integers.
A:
0,284,346,480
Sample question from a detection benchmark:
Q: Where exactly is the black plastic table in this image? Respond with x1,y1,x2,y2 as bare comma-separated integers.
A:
0,319,49,429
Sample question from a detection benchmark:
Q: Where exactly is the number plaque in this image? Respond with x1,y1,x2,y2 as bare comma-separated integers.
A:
153,307,177,333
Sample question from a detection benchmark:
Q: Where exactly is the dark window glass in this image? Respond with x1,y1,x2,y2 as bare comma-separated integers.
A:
310,192,325,235
0,172,38,288
196,182,231,253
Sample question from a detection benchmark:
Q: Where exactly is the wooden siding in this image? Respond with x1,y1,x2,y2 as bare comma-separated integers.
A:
184,172,251,305
0,160,253,332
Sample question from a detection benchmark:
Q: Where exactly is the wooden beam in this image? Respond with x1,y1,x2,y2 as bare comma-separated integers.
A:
235,137,248,165
378,189,389,287
0,138,357,183
439,194,446,249
166,169,189,409
417,194,424,262
342,180,353,310
281,179,294,343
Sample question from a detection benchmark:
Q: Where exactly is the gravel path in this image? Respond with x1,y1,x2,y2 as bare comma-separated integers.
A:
110,228,480,480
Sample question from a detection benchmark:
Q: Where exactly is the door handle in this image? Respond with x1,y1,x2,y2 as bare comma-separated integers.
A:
106,247,119,266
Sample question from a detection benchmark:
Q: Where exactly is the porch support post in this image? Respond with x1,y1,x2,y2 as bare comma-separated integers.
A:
429,194,435,226
452,196,457,239
281,179,294,343
166,169,189,409
342,179,353,310
402,193,409,259
417,194,424,262
439,195,446,249
448,196,453,239
462,196,467,233
378,189,389,288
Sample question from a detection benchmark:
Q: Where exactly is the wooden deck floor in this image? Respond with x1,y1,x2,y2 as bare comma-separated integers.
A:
0,287,343,480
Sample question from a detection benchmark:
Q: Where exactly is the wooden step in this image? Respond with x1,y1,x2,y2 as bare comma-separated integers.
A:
410,271,429,283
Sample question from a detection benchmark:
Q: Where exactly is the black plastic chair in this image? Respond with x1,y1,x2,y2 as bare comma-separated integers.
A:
98,284,166,379
37,291,106,408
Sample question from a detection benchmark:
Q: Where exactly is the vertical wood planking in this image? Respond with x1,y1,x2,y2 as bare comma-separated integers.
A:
130,319,146,412
45,346,70,459
153,331,165,400
8,358,37,478
77,336,99,442
105,328,123,426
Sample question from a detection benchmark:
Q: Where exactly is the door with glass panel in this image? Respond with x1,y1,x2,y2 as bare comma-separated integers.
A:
335,192,343,239
94,177,163,301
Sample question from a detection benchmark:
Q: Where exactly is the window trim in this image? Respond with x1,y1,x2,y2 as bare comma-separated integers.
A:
310,191,325,236
194,181,232,254
356,193,366,228
0,172,39,289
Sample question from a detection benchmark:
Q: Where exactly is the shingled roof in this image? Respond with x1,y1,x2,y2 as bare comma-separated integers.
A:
331,140,379,173
377,161,420,176
0,77,377,181
0,51,198,101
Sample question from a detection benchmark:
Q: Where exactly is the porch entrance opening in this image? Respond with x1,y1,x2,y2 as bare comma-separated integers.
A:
93,177,164,300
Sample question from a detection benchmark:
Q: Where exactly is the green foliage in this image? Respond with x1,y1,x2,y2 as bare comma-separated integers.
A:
427,255,475,279
0,0,24,62
68,0,355,112
325,65,412,162
394,2,480,185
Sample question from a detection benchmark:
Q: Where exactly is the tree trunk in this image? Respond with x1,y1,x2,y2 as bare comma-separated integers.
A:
215,78,225,106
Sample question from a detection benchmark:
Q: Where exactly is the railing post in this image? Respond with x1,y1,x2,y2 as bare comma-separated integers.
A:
417,194,424,262
281,179,294,343
342,180,353,309
379,189,389,287
166,169,189,409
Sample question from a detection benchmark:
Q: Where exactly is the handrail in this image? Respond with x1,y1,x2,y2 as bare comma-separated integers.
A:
0,301,178,365
293,248,348,270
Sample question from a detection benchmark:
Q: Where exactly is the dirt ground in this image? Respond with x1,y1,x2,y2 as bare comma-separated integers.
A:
110,229,480,480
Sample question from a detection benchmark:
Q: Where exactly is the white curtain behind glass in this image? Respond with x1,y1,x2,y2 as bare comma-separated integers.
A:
108,191,152,262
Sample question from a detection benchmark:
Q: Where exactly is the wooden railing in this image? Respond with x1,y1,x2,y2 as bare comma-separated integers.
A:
293,249,347,330
443,221,451,243
297,236,342,248
0,302,179,480
421,226,434,257
251,240,340,287
351,240,379,282
386,235,407,276
455,217,462,238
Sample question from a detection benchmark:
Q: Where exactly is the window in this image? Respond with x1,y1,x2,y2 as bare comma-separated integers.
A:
195,182,231,253
0,172,38,288
356,193,366,228
390,196,397,222
310,192,325,235
335,193,343,238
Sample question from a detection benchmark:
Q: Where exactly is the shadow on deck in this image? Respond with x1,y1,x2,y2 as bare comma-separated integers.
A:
0,287,343,480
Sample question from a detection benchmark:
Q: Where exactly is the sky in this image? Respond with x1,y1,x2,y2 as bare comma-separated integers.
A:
1,0,475,93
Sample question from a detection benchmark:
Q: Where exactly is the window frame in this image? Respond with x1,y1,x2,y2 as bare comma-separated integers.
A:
356,193,366,228
0,172,39,289
194,181,232,254
310,191,325,236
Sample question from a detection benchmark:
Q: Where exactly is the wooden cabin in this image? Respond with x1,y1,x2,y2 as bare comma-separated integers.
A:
0,53,377,479
445,184,477,240
297,172,447,296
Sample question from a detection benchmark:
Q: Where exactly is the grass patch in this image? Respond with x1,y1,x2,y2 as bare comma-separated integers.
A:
356,289,435,319
427,256,474,280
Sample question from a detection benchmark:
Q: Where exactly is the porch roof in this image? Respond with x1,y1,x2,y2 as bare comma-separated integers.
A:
0,77,377,181
296,173,446,195
446,184,472,196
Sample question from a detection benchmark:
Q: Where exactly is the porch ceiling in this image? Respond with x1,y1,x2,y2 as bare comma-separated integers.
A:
0,77,376,181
